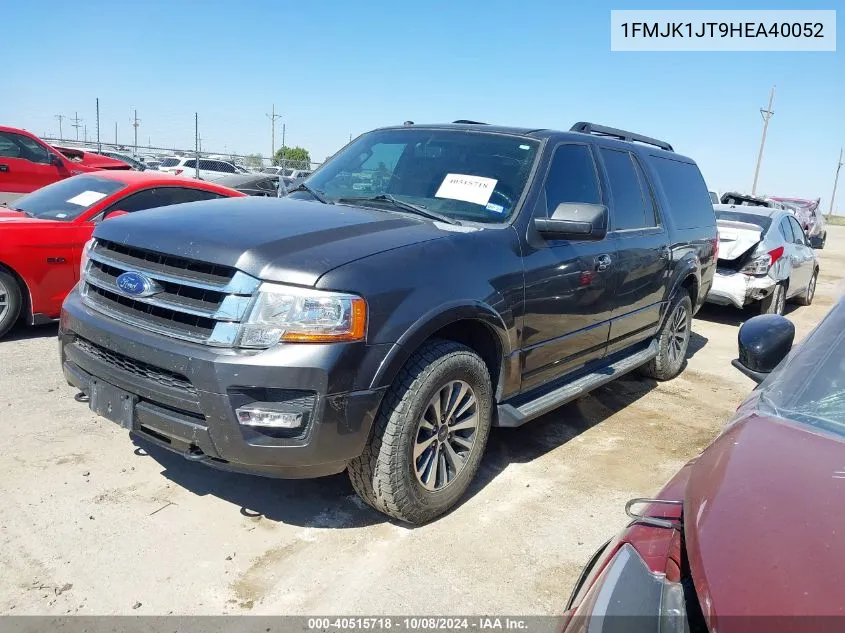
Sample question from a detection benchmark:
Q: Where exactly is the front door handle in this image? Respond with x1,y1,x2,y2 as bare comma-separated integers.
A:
595,254,612,271
0,164,8,173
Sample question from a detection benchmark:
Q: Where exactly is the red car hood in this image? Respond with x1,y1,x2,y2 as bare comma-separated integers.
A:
0,210,55,223
685,413,845,626
53,146,131,170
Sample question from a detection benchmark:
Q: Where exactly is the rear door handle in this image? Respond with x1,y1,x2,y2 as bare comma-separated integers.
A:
595,254,612,271
0,164,8,173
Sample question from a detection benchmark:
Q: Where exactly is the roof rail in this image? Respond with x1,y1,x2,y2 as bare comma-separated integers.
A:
570,122,673,152
453,119,488,125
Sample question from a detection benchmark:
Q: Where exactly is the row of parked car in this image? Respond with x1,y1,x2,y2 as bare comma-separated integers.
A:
1,117,839,628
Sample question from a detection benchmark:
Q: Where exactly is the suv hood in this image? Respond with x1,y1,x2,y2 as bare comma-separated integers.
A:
93,196,453,286
684,414,845,626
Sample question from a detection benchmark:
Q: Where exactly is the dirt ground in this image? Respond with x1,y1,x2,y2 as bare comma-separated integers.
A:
1,227,842,616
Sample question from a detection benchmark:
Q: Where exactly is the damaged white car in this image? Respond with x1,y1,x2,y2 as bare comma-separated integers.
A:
707,205,819,315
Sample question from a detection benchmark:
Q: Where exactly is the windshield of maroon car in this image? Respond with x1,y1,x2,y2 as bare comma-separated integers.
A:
303,128,540,223
12,175,127,221
761,299,845,432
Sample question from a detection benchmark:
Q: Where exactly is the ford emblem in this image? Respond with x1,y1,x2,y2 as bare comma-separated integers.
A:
115,271,162,298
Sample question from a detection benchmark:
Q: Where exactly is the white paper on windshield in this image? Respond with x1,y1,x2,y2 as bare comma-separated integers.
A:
435,174,497,206
67,190,108,206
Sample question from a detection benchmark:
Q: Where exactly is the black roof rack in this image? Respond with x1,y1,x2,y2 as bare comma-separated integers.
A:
453,119,488,125
570,122,673,152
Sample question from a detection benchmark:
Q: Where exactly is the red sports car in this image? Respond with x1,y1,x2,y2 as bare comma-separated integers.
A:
563,301,845,632
0,171,244,338
0,125,130,205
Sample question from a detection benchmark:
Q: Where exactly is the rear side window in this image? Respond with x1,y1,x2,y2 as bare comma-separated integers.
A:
600,148,655,230
100,187,223,216
160,158,180,167
647,156,715,230
787,216,807,244
778,218,792,241
543,144,600,215
183,159,197,169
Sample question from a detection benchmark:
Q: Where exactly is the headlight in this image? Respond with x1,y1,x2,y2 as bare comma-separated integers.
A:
80,238,95,280
237,282,367,348
571,544,687,632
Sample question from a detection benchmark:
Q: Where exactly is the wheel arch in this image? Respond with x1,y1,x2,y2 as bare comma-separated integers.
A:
0,260,32,324
369,302,512,400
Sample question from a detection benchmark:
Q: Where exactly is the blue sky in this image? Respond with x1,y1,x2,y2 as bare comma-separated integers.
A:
3,0,843,210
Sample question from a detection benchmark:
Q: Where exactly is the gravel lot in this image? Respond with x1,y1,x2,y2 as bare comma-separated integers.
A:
1,226,843,616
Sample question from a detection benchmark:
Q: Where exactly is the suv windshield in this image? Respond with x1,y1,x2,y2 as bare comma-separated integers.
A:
759,299,845,434
304,128,540,223
12,175,126,221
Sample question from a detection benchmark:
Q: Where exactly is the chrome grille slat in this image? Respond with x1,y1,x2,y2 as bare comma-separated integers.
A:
81,240,258,346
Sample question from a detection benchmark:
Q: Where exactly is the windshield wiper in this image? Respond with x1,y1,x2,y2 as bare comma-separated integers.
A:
286,182,331,204
337,194,459,225
7,207,34,217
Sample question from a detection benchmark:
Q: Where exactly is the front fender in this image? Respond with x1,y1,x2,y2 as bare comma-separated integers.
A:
369,300,512,392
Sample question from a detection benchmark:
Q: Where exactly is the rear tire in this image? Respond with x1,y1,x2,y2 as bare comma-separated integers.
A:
759,282,786,315
795,270,818,306
640,293,692,382
348,339,492,525
0,271,22,340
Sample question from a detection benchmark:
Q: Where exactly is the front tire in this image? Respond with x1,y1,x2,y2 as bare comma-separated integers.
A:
640,293,692,382
348,340,492,524
0,271,22,340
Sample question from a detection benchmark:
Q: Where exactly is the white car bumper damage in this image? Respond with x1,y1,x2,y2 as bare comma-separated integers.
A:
706,270,777,309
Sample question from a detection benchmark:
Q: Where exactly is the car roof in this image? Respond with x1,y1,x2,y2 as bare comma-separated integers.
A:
77,170,244,195
373,122,691,161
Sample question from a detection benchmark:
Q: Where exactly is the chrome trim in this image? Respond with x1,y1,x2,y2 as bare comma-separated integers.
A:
84,272,254,322
624,498,683,530
87,249,260,295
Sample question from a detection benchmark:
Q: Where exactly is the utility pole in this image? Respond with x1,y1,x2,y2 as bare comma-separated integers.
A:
83,125,88,144
96,98,101,153
195,112,200,179
132,109,140,157
751,85,775,196
70,112,83,141
266,105,282,164
114,122,118,145
828,148,843,220
54,114,65,139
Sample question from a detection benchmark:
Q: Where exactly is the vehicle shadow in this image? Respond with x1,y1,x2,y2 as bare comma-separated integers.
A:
131,436,386,529
2,323,59,342
695,303,800,327
131,359,677,530
687,331,709,358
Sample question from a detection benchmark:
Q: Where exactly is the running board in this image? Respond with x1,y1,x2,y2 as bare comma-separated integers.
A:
496,341,658,428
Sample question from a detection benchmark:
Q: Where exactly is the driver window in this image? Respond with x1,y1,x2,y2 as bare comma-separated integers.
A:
543,144,601,219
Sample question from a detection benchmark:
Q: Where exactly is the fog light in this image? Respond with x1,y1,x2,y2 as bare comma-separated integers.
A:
236,406,304,429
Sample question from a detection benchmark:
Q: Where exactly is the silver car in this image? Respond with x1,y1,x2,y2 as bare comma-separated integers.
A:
706,205,819,315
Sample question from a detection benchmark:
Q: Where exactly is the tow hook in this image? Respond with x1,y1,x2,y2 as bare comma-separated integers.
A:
74,392,90,403
183,446,208,462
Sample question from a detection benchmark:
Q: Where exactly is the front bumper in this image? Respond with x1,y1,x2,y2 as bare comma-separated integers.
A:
59,288,389,478
705,269,776,310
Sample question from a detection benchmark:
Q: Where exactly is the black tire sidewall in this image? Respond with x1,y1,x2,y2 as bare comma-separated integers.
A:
394,349,492,521
657,293,692,378
0,271,22,339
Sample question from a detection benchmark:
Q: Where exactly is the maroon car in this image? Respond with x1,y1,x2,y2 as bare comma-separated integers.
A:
563,297,845,632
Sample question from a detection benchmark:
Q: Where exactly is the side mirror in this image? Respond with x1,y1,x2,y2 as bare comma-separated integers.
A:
731,314,794,383
534,203,607,241
104,210,129,220
49,153,64,167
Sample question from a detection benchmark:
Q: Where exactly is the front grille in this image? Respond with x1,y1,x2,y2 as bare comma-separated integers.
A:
82,239,260,345
74,337,197,395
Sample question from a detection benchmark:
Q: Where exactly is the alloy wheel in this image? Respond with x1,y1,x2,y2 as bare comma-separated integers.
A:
413,380,478,491
776,286,786,315
0,278,8,319
666,303,689,368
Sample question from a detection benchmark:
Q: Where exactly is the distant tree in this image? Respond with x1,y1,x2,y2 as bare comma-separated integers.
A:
273,146,311,167
244,153,263,168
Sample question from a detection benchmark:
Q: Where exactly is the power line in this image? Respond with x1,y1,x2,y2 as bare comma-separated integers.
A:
828,148,843,219
266,104,282,162
70,112,83,141
54,114,65,139
751,85,775,196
